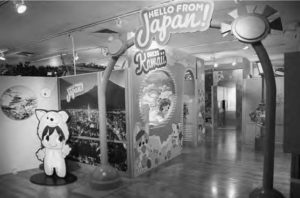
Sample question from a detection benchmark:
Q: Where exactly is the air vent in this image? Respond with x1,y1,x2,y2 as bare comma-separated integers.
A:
93,28,118,34
16,51,34,56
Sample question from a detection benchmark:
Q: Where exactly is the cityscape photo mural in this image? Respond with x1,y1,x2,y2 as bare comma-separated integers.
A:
59,71,128,172
59,73,100,166
105,70,128,172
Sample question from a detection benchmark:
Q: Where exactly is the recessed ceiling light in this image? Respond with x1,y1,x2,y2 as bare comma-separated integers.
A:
214,63,218,67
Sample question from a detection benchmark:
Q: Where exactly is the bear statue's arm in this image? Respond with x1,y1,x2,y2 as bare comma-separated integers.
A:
62,144,71,158
36,148,46,162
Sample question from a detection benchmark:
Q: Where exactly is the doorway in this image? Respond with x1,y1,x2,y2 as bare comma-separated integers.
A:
217,85,236,129
210,69,243,130
182,70,196,146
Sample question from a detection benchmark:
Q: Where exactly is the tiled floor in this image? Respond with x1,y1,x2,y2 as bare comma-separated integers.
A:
0,127,291,198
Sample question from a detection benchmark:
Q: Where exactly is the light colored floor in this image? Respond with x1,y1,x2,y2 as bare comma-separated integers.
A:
0,127,291,198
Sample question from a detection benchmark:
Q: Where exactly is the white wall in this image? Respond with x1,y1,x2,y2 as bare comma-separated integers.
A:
217,86,236,111
0,76,58,175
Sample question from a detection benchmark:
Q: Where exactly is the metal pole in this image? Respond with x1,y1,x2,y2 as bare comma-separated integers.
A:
249,41,284,197
261,75,264,103
252,42,275,190
69,35,76,75
260,74,265,148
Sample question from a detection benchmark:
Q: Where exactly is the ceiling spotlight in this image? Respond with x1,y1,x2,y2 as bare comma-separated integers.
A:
15,0,27,14
232,61,237,66
0,52,6,61
243,45,249,50
0,50,6,61
108,36,114,41
115,17,122,28
214,63,218,68
74,52,79,61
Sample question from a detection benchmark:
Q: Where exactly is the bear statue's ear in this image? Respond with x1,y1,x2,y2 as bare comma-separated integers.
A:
58,110,69,122
35,109,47,121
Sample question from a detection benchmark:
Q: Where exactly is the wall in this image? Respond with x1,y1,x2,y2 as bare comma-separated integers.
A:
242,77,284,145
284,52,300,153
0,76,58,175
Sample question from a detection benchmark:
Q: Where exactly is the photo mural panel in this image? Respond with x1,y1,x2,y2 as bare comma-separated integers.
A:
130,44,192,176
106,70,128,172
59,73,100,165
106,70,127,142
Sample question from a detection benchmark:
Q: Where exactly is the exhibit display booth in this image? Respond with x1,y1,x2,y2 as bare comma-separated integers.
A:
0,45,205,177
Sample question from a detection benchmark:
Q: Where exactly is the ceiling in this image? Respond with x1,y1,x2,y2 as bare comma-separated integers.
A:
0,0,300,68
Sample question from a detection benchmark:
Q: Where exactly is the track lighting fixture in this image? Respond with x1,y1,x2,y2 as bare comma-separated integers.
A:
115,17,122,28
0,52,5,61
243,45,249,50
74,52,79,61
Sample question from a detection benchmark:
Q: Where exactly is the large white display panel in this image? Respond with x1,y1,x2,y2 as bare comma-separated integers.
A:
0,76,58,175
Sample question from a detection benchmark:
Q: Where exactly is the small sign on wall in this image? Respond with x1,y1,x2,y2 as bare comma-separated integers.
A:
66,83,84,102
134,48,167,75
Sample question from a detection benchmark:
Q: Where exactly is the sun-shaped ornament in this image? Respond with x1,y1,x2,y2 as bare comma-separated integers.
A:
220,5,283,43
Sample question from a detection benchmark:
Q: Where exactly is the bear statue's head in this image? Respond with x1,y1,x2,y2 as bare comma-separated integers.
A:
35,109,69,149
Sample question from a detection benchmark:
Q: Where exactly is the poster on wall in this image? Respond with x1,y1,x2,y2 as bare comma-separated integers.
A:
1,85,38,120
59,73,100,165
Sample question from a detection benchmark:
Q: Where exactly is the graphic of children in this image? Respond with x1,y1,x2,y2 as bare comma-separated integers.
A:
158,98,171,118
135,129,151,169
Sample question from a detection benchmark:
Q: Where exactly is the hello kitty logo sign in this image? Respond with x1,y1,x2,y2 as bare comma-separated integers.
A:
134,0,214,50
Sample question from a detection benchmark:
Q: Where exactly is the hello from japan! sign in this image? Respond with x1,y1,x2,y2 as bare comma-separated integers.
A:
134,0,214,50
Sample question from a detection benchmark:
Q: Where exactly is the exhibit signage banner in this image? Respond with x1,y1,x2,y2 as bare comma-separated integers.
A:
134,0,214,50
134,48,167,75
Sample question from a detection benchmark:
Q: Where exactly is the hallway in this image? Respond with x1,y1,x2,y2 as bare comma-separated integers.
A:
106,128,290,198
0,127,291,198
